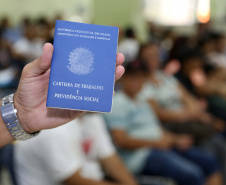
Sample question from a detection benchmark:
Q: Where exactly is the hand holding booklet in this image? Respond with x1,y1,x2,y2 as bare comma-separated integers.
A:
47,20,119,112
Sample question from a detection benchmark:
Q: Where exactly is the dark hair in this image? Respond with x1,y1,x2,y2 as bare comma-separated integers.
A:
197,35,214,49
125,27,135,38
124,60,149,75
210,32,225,40
178,48,204,65
169,36,191,60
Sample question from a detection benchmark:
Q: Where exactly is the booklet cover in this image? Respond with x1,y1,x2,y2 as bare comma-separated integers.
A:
46,20,119,112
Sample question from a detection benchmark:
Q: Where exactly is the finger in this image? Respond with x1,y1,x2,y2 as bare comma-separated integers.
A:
24,43,54,77
116,53,125,66
40,43,54,71
115,65,125,81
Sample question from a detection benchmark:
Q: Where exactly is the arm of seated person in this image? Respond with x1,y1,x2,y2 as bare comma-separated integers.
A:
148,99,192,123
178,83,202,111
208,67,226,82
100,154,138,185
64,170,124,185
161,129,193,151
63,154,137,185
111,129,174,150
188,68,226,97
177,83,211,121
200,80,226,98
178,83,221,124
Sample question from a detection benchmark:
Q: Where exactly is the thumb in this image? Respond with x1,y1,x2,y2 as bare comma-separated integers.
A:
23,43,54,77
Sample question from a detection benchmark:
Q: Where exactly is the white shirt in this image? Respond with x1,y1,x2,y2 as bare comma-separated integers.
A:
14,114,115,185
13,37,44,63
118,38,140,62
207,52,226,68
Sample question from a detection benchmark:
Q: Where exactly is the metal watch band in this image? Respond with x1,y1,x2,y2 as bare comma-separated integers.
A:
1,94,14,106
1,94,40,141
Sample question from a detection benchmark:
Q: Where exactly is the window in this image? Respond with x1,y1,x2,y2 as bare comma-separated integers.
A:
144,0,209,26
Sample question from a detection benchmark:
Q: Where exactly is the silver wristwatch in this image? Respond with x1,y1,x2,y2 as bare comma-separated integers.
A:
1,94,40,141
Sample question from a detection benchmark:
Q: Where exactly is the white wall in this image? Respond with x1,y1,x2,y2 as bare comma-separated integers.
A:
0,0,93,24
0,0,226,40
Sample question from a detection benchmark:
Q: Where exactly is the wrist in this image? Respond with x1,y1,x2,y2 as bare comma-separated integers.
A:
0,100,14,143
13,92,29,133
13,92,37,133
1,93,40,140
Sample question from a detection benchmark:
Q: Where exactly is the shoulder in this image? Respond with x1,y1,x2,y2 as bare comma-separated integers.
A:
158,71,178,84
113,91,127,100
112,92,138,115
137,81,156,101
113,91,132,107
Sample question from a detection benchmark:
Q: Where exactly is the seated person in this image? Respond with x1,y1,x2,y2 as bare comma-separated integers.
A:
14,113,137,185
118,27,140,63
138,43,226,140
0,34,22,88
205,33,226,69
137,44,226,177
175,48,226,123
104,60,222,185
12,24,44,64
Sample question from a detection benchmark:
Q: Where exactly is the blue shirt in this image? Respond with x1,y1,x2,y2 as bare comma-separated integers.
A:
138,71,183,111
104,91,163,173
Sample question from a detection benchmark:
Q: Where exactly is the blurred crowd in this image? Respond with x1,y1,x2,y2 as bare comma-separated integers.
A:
0,16,59,97
1,17,226,185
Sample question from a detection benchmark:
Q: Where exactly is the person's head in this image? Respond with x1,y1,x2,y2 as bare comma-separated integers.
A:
139,43,160,73
196,22,211,39
24,25,37,41
197,35,215,54
121,60,148,98
21,17,32,28
213,33,225,53
169,36,191,60
125,27,136,39
0,17,10,28
178,49,204,76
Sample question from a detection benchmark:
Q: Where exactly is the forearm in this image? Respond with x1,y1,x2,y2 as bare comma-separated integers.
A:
115,136,162,150
154,108,188,123
69,179,123,185
196,82,226,97
178,83,194,101
182,95,197,111
64,171,129,185
101,154,137,185
73,180,123,185
148,100,187,122
178,83,199,112
0,101,14,147
209,68,226,81
112,130,173,151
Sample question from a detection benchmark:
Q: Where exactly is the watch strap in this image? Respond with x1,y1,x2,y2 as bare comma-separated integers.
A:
1,94,40,141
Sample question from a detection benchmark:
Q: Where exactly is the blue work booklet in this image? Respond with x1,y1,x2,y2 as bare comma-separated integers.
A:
47,20,119,112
